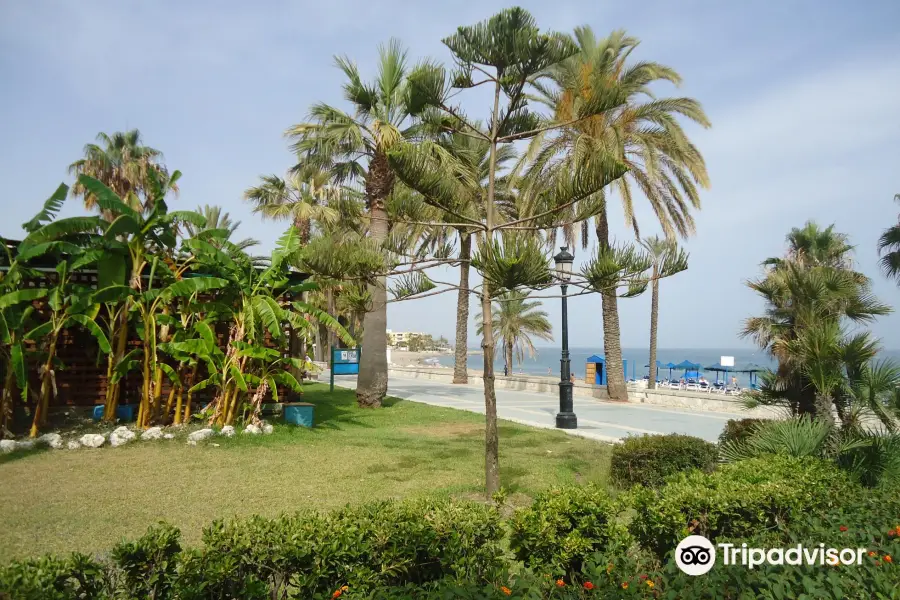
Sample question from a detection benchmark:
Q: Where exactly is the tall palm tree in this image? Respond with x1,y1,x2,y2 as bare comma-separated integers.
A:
68,129,175,216
286,39,415,408
527,27,710,400
243,171,340,245
641,236,676,389
476,291,553,374
185,204,259,250
878,194,900,284
743,222,891,424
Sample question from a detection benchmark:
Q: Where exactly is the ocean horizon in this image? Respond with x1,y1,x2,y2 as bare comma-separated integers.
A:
437,346,900,387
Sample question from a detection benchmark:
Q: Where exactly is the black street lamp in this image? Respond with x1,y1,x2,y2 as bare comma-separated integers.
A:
554,246,577,429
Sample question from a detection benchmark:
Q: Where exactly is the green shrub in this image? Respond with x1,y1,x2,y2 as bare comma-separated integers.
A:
0,553,108,600
508,484,628,576
718,418,767,445
178,497,504,598
110,523,181,599
720,417,900,488
609,434,719,489
630,455,858,557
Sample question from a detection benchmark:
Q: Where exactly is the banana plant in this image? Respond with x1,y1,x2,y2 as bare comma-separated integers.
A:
131,259,227,428
184,227,354,425
22,259,110,437
0,293,43,437
235,341,306,424
21,174,208,422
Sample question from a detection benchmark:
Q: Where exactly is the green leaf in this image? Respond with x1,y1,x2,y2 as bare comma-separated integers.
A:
166,210,207,228
21,183,69,234
68,314,111,353
14,241,83,263
104,215,141,239
188,376,219,394
271,370,302,394
162,277,229,300
98,251,128,288
20,216,104,248
231,340,279,361
0,312,8,344
24,321,53,341
194,321,217,350
91,285,135,304
229,364,248,392
0,288,47,311
253,295,282,339
76,175,140,221
159,363,181,387
11,342,27,398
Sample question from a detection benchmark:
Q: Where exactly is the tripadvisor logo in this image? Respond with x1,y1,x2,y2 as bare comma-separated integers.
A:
675,535,867,576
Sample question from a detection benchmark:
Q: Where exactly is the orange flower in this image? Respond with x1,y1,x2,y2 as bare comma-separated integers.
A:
621,582,629,590
500,586,512,596
556,579,565,588
606,563,614,574
639,574,648,580
889,530,896,537
583,581,595,590
839,525,848,532
646,580,655,588
869,551,878,557
332,586,348,599
884,555,893,563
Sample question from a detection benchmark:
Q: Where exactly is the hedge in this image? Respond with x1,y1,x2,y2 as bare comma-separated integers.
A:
610,433,719,489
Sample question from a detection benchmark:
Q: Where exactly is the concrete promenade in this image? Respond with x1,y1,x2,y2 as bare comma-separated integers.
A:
333,374,753,443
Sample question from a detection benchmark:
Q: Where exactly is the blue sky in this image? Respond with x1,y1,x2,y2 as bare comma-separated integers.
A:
1,0,899,349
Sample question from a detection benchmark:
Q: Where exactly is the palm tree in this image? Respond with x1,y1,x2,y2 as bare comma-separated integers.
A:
878,194,900,284
476,291,553,374
743,222,891,424
185,204,258,250
243,171,339,245
641,236,676,389
286,39,415,408
527,27,710,400
68,129,175,216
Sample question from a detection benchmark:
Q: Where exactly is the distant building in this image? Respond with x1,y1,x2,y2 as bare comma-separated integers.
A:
387,330,449,351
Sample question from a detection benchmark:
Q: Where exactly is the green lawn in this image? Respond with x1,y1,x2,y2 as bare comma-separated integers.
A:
0,383,611,562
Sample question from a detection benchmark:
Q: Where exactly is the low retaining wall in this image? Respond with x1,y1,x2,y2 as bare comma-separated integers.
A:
386,366,777,417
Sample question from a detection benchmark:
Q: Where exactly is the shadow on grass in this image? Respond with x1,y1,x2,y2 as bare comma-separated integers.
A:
294,384,407,432
0,446,49,465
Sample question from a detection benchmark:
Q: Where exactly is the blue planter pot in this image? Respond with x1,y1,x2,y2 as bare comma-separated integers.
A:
283,403,314,427
92,404,137,422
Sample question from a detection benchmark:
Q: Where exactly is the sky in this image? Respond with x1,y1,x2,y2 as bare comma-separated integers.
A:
1,0,899,350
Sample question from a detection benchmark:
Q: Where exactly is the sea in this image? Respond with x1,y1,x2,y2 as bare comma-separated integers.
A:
436,347,900,387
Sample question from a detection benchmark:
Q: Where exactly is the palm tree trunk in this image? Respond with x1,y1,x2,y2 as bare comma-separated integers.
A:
648,267,659,390
596,211,628,401
814,392,835,426
356,151,391,408
453,232,472,384
506,341,513,375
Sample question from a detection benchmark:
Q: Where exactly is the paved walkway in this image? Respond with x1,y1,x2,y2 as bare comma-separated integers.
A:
333,375,743,443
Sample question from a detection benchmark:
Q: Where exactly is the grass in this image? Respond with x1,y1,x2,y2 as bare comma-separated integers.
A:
0,383,611,562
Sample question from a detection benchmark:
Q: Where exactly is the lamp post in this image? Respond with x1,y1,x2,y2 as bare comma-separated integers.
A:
554,246,577,429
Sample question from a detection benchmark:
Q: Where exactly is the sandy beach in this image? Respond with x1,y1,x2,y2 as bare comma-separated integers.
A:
388,349,451,367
